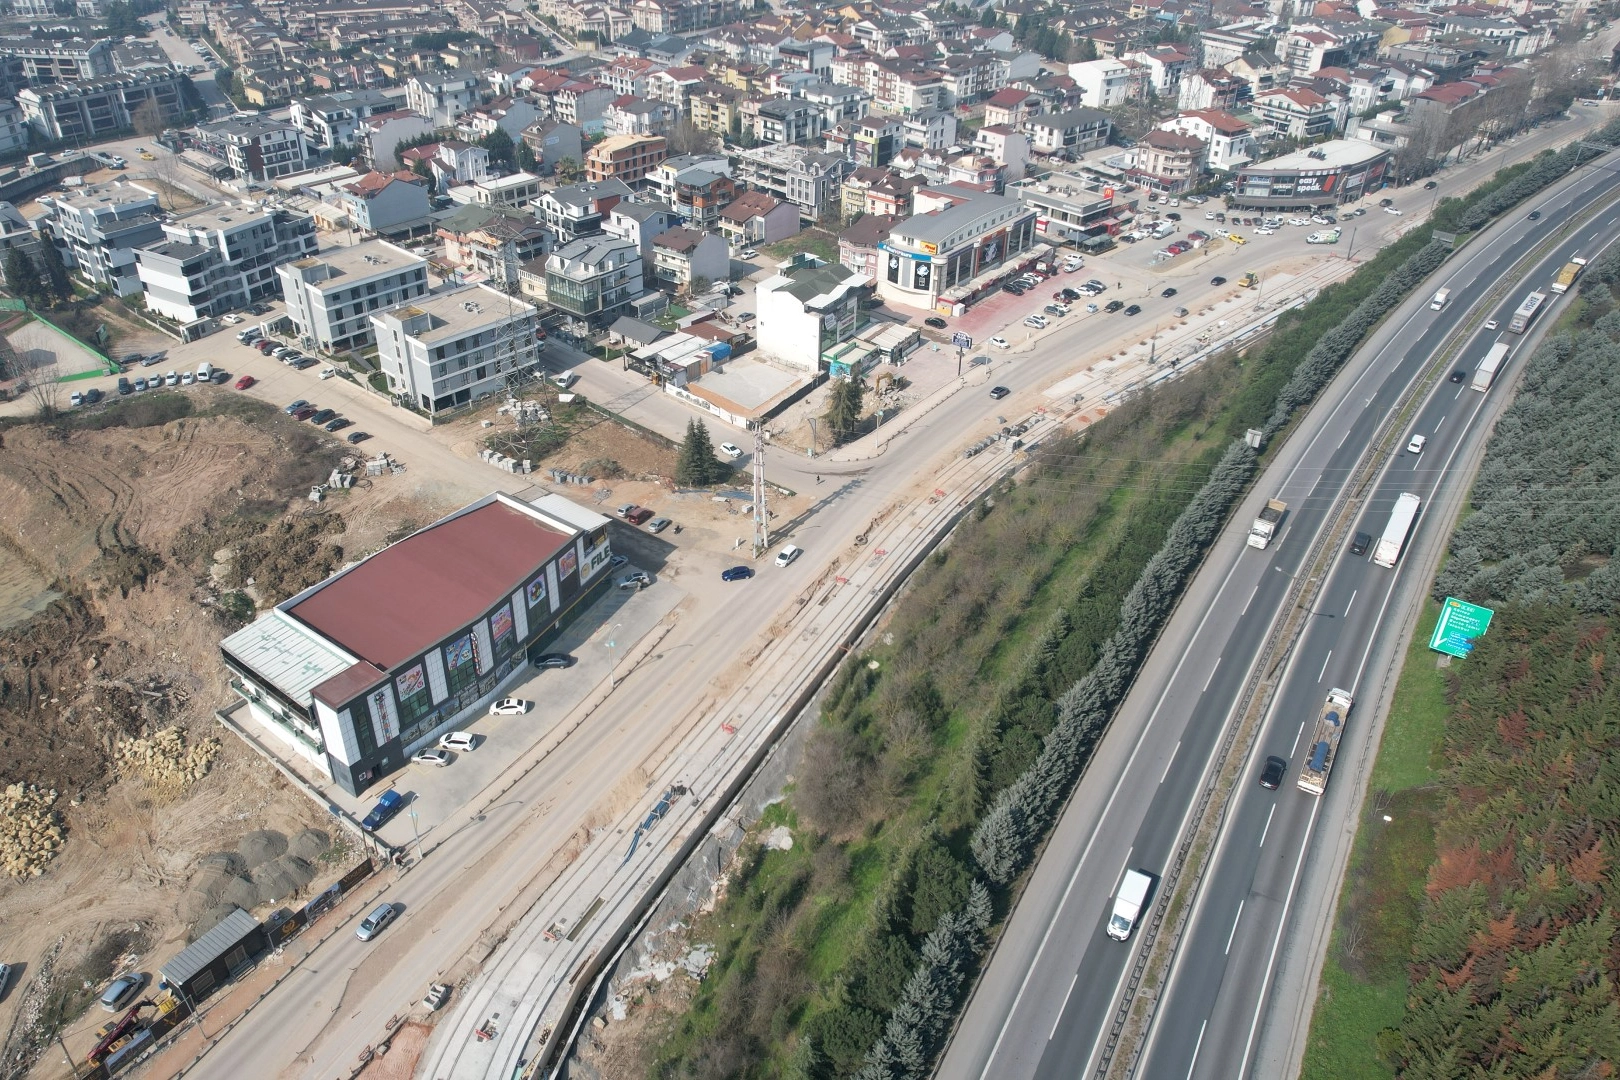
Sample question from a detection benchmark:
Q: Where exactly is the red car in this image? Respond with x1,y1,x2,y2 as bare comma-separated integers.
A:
292,406,317,421
235,375,256,390
256,339,276,353
625,507,655,525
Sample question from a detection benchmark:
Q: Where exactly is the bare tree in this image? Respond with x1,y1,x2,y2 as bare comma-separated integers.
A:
132,97,166,140
668,117,717,156
27,374,61,419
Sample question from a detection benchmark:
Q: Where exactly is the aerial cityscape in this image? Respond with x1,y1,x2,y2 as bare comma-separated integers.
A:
0,0,1614,1078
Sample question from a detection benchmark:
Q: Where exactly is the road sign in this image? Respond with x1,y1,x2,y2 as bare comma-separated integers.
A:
1428,596,1494,658
951,331,972,349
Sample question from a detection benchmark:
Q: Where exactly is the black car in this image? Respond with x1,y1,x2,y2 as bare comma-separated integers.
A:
117,377,132,395
721,565,755,581
1350,531,1372,556
324,417,351,432
1423,180,1438,190
532,653,575,669
1379,198,1394,207
1002,282,1026,295
1060,287,1082,301
347,431,370,444
1165,212,1180,220
1449,369,1467,384
83,388,102,404
1123,304,1142,316
924,316,948,329
989,385,1010,399
294,357,319,370
1105,300,1125,313
309,408,336,424
1161,287,1178,298
1210,276,1226,286
1528,210,1541,220
1258,755,1288,790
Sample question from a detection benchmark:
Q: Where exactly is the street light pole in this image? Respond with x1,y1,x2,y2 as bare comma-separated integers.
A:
607,622,623,687
407,808,422,859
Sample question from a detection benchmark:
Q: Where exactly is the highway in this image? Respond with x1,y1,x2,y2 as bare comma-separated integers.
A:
937,146,1620,1080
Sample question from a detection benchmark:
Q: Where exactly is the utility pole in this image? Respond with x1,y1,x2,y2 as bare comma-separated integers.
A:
807,416,817,458
750,421,768,557
56,1030,81,1079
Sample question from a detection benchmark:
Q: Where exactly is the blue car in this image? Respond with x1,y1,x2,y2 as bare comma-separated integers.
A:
721,565,754,581
361,789,404,832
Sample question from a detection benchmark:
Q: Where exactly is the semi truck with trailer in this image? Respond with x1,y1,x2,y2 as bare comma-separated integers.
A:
1508,291,1547,334
1372,492,1422,568
1550,256,1586,294
1472,341,1510,392
1107,869,1154,941
1247,498,1288,549
1297,688,1354,795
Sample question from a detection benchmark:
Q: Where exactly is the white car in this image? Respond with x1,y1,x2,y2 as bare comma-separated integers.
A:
488,698,530,716
739,248,759,259
440,731,478,751
164,370,180,386
1205,211,1217,220
181,371,195,385
1384,206,1403,215
1288,217,1309,226
1407,434,1427,454
1023,314,1048,329
1255,227,1276,235
774,544,802,567
719,442,743,458
318,367,336,380
412,747,451,767
989,336,1011,349
1485,318,1499,331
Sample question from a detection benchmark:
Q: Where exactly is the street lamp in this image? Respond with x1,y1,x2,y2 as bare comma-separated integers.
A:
607,621,623,687
407,808,422,859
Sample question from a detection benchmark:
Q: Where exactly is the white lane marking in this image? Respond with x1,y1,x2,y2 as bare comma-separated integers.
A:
1434,414,1446,432
1225,899,1246,955
1237,798,1323,1076
1291,721,1305,756
1241,584,1258,616
1454,386,1464,399
1051,973,1079,1041
1203,658,1222,693
1162,743,1181,784
1317,650,1332,682
1185,1020,1208,1080
1259,803,1277,848
1343,589,1357,618
1117,849,1135,886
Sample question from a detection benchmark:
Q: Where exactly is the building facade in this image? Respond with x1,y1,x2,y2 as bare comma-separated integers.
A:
278,241,430,352
41,184,165,296
877,187,1036,312
755,254,869,375
373,283,541,413
544,236,645,329
137,205,318,322
585,134,667,184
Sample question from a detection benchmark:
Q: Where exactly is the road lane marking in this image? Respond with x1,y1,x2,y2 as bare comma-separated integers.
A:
1052,973,1079,1041
1291,721,1305,755
1434,414,1446,432
1185,1020,1207,1080
1203,658,1222,693
1225,899,1245,955
1259,803,1276,848
1161,743,1180,784
1117,849,1134,886
1317,650,1332,682
1238,798,1323,1076
1241,584,1258,616
1455,386,1464,399
1343,589,1357,618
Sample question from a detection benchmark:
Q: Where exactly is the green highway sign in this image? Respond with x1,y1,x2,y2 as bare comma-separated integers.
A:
1429,596,1495,658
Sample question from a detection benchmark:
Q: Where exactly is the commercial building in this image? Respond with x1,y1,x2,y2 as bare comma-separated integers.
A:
1012,170,1124,245
16,70,186,142
1230,140,1391,210
876,186,1036,313
39,183,165,296
755,254,869,375
585,134,667,185
136,205,318,323
220,493,614,795
372,283,541,414
544,236,645,329
158,907,268,1004
277,241,430,353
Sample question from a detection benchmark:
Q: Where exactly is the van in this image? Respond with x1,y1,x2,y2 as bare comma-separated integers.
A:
550,370,576,389
196,362,212,382
355,902,397,942
1107,869,1154,941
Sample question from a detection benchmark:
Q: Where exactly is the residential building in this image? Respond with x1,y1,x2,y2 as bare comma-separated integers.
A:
1158,110,1257,171
733,144,852,223
876,185,1035,312
840,166,922,221
407,73,481,127
651,226,728,292
0,202,41,287
466,171,543,209
904,110,958,152
0,100,28,157
455,98,541,143
195,116,317,182
585,134,667,184
605,95,676,138
360,110,434,171
403,140,491,192
16,70,185,142
290,89,398,150
1128,129,1206,195
543,236,645,329
551,80,615,135
603,56,662,99
1065,58,1147,110
373,284,540,414
689,84,743,136
1022,107,1113,158
718,190,799,246
136,205,317,322
650,155,736,230
630,0,741,34
754,97,825,145
984,88,1044,129
1200,21,1271,68
837,213,898,282
1178,68,1247,113
645,65,707,108
755,254,868,375
1011,170,1122,245
339,170,433,234
603,199,679,262
39,183,165,296
436,203,550,284
277,240,430,352
1122,44,1197,98
536,179,633,245
520,119,584,176
0,35,114,84
799,82,869,127
974,125,1030,179
1253,87,1345,140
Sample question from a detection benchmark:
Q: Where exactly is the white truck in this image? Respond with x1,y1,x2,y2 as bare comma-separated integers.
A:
1107,869,1154,941
1297,688,1354,795
1247,498,1287,549
1305,230,1340,244
1429,288,1450,310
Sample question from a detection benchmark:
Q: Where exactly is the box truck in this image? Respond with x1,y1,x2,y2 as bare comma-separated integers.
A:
1429,288,1450,310
1247,498,1287,550
1107,869,1154,941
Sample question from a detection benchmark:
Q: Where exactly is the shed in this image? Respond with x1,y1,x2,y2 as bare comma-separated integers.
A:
159,907,268,1002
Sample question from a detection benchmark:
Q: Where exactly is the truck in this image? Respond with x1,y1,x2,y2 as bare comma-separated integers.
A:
1472,341,1509,392
1550,256,1587,294
1305,230,1340,244
1107,869,1155,941
1151,221,1175,239
361,789,404,832
1296,688,1354,795
1372,492,1422,568
1429,288,1450,310
1247,498,1288,549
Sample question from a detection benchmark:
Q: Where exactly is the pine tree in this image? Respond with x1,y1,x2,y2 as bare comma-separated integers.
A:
825,377,865,445
4,249,45,308
37,238,71,303
675,419,724,486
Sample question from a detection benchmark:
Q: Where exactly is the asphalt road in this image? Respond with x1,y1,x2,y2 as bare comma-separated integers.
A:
937,144,1620,1080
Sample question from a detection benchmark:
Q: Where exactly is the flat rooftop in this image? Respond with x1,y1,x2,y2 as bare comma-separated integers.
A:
291,240,425,287
692,357,804,412
383,283,537,345
1244,140,1389,172
286,498,573,670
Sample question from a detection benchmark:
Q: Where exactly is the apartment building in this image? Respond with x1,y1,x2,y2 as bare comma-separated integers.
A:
536,179,632,245
0,35,115,84
39,183,165,296
289,89,398,149
651,226,728,292
585,134,667,184
373,284,541,415
1023,107,1113,158
195,116,317,182
754,98,824,145
543,236,645,329
465,171,543,208
1066,57,1148,110
359,110,434,171
733,144,851,223
338,170,432,234
1158,110,1258,171
603,200,679,262
1253,87,1345,140
1128,129,1207,195
278,240,430,352
717,190,798,246
436,204,550,284
629,0,740,34
16,70,186,141
406,73,480,127
137,205,316,322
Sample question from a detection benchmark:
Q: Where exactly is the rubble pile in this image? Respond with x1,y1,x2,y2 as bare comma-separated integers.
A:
115,727,222,791
1,783,65,878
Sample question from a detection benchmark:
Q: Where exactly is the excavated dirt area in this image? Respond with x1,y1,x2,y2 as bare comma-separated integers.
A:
0,396,457,1077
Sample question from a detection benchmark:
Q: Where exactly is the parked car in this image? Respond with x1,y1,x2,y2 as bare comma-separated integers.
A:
617,570,652,591
117,377,132,395
488,698,530,716
739,248,759,259
774,545,803,567
309,408,335,424
1002,282,1026,295
719,442,743,458
70,391,84,407
294,357,319,370
99,974,144,1012
721,565,754,581
164,371,180,386
923,316,947,329
412,747,451,767
1023,314,1047,329
133,377,148,391
361,789,404,832
355,902,398,942
532,653,574,669
616,504,637,517
347,431,370,444
283,399,309,414
1105,300,1125,313
292,407,317,421
626,506,654,525
324,417,351,432
1043,304,1067,318
989,335,1010,349
319,367,337,379
181,372,195,386
1258,755,1288,790
646,516,671,533
989,385,1010,399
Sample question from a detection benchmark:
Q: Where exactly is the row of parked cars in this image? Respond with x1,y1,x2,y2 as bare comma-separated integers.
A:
282,398,368,442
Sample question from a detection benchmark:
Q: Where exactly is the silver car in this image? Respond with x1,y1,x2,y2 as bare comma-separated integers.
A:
356,902,398,942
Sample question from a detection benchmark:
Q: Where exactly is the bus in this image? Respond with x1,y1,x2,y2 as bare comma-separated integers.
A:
1472,341,1510,392
1508,290,1546,334
1372,492,1422,568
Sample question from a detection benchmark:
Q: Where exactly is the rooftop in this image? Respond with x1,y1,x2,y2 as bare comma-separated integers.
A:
288,240,424,290
285,495,571,671
1243,139,1389,172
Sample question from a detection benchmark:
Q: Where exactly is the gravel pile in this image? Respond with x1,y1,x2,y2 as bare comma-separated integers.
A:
114,727,222,791
1,783,65,878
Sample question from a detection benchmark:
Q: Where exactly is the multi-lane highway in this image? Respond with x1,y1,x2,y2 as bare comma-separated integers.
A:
938,147,1620,1080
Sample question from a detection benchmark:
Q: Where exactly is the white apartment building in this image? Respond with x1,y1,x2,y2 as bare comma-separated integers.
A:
1158,110,1259,172
40,183,165,296
136,205,317,323
1067,58,1148,110
278,240,430,353
194,116,316,182
406,73,481,128
372,284,541,415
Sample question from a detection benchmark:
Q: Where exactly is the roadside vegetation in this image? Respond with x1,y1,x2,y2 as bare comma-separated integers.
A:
1304,237,1620,1080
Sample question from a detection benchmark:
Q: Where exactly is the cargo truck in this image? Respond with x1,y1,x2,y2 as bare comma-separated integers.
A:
1550,256,1586,294
1107,869,1154,941
1247,498,1287,549
1472,341,1509,392
1297,688,1354,795
1372,492,1422,568
1429,288,1450,310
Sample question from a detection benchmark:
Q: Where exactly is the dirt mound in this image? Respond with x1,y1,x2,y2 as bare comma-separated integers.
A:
288,828,331,862
239,829,288,867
